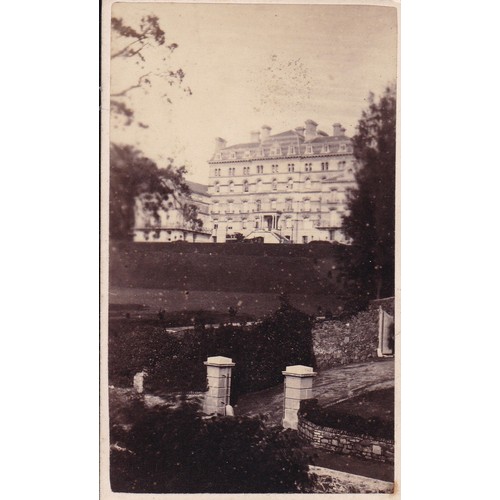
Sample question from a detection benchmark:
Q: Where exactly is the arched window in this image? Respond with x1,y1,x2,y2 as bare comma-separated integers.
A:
272,178,277,190
305,177,311,190
243,180,249,192
287,178,293,190
229,181,234,192
256,199,262,211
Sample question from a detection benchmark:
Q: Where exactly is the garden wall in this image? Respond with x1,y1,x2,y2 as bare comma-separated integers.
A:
312,297,394,369
298,414,394,464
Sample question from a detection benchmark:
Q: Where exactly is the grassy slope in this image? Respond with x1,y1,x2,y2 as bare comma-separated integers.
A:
109,242,343,294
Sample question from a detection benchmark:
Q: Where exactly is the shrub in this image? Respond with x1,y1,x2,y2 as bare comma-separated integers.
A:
110,399,315,493
109,301,316,399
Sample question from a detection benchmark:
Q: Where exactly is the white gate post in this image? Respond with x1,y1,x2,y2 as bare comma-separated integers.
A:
282,365,317,430
203,356,235,415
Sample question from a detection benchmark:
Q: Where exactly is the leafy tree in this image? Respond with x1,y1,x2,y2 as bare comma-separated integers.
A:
342,84,396,301
110,144,199,240
108,15,197,240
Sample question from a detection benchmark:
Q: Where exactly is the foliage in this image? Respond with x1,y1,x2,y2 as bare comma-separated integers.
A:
108,301,316,398
109,144,200,239
341,83,396,300
110,400,315,493
299,396,394,441
110,14,191,127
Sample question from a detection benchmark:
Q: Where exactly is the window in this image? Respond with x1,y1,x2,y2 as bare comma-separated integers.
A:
305,177,311,190
287,178,293,191
227,201,234,213
256,200,261,211
215,182,220,193
287,163,295,173
305,145,313,154
288,145,296,155
256,179,262,192
243,180,249,192
321,162,329,171
213,223,218,230
271,164,279,173
272,178,277,190
322,144,330,153
286,199,293,211
271,199,277,210
304,199,311,212
256,165,264,174
229,181,234,192
304,162,312,172
230,151,236,159
338,161,346,170
242,200,248,212
242,218,247,229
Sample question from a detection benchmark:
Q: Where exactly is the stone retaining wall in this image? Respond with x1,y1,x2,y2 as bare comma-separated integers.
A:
298,414,394,464
312,297,395,369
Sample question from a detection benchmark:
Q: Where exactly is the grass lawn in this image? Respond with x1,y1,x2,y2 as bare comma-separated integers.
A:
325,388,394,423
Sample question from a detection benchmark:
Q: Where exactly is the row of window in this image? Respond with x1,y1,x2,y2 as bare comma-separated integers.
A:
212,160,349,176
211,196,345,213
215,143,349,161
213,213,342,230
213,176,350,193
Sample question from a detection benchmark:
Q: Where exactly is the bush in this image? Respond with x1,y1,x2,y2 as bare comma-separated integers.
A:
299,399,394,441
110,399,315,493
109,301,316,399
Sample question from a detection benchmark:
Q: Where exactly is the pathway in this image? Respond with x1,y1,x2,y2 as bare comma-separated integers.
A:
235,358,395,426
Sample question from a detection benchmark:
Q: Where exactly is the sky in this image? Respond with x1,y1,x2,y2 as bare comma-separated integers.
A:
109,2,398,184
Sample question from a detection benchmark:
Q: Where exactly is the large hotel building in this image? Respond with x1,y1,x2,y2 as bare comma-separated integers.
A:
207,119,357,243
133,119,358,244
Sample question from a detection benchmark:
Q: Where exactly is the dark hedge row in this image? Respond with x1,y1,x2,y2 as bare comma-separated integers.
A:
299,398,394,441
108,300,316,400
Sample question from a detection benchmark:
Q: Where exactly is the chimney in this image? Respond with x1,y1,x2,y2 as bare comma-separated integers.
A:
295,126,305,135
333,123,344,137
214,137,227,151
250,130,260,143
261,125,271,142
304,119,318,142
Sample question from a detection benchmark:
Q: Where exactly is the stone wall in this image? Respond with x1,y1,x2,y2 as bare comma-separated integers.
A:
312,297,394,369
298,413,394,464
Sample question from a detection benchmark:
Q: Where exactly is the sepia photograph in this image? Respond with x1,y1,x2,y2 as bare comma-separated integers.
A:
101,0,399,496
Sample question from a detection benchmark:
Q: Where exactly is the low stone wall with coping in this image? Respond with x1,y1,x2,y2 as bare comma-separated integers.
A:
298,413,394,464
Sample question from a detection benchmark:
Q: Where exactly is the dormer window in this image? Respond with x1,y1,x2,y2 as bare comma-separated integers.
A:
230,151,237,159
339,143,347,152
270,142,282,156
322,144,330,153
244,150,251,158
288,145,297,155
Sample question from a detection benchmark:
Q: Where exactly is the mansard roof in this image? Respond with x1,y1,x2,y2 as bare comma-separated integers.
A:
209,123,352,162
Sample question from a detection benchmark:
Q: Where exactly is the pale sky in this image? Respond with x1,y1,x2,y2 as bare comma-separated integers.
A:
109,2,398,184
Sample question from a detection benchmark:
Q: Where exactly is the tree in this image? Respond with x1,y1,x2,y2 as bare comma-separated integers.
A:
110,14,191,128
110,144,198,240
341,84,396,301
108,14,197,240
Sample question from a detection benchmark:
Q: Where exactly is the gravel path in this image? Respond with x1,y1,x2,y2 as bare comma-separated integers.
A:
235,358,395,426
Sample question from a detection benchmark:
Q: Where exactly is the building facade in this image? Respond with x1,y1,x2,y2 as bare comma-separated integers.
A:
207,120,358,243
133,181,212,243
